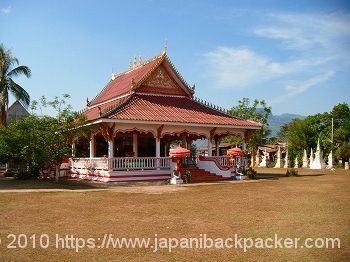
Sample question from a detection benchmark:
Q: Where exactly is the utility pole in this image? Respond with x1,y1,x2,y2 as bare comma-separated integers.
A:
331,117,334,145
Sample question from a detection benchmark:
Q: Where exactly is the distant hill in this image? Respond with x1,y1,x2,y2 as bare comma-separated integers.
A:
268,113,305,137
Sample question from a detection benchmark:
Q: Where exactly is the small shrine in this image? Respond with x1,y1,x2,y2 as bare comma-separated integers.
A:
302,149,309,168
274,147,283,168
259,149,269,167
327,151,335,168
309,139,326,169
283,150,290,168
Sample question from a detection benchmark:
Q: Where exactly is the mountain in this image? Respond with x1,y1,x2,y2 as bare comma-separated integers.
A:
268,113,305,137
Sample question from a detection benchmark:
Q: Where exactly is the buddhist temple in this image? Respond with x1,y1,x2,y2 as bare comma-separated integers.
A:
70,49,262,182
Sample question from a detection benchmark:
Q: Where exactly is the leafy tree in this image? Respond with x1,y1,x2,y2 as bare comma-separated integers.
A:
225,98,271,165
30,94,88,182
277,102,350,164
0,44,31,127
0,94,88,181
278,118,318,161
336,143,350,163
332,103,350,145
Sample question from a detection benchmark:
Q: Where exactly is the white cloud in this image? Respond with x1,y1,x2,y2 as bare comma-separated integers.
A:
202,47,279,89
273,71,335,106
202,11,350,100
254,12,350,54
1,6,11,14
284,71,335,95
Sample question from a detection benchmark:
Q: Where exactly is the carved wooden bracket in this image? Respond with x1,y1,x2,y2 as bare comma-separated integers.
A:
157,124,164,141
210,127,217,141
99,122,116,141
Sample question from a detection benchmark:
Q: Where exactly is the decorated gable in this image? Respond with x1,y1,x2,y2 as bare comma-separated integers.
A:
137,65,188,96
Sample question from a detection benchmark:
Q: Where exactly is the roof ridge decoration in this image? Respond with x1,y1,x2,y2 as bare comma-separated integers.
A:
163,53,194,95
87,79,112,107
99,94,133,118
88,51,166,107
128,50,194,95
193,96,231,115
192,96,260,124
130,51,167,91
88,48,195,108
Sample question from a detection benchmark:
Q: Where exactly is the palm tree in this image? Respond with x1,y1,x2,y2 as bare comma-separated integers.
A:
0,44,31,127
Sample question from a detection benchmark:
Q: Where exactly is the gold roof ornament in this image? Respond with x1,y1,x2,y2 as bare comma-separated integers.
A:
164,38,168,52
133,54,137,68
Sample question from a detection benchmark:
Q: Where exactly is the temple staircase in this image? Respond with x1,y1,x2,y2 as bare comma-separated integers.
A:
181,167,230,183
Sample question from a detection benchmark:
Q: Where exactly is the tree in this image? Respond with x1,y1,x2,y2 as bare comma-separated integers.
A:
336,143,350,163
0,94,88,181
277,102,350,165
30,94,88,182
225,98,271,165
278,118,318,161
0,44,31,127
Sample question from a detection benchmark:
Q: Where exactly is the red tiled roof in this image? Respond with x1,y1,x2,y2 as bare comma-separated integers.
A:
88,51,193,107
84,94,261,127
89,58,161,106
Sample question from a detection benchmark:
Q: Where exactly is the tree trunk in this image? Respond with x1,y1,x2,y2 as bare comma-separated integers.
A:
251,151,256,167
0,104,7,127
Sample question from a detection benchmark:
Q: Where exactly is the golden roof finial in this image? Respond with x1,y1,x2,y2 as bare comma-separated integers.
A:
133,54,137,68
129,59,132,70
164,38,168,52
139,52,142,65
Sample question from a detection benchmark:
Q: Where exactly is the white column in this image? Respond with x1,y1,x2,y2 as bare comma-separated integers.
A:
156,139,160,170
133,133,138,157
242,140,246,151
108,140,114,158
71,142,76,157
215,138,220,156
90,135,95,158
208,139,212,156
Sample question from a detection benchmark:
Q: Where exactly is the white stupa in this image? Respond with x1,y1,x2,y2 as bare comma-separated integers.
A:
274,147,283,168
259,149,269,167
284,150,290,168
294,156,299,168
302,149,309,168
309,139,326,169
327,151,335,168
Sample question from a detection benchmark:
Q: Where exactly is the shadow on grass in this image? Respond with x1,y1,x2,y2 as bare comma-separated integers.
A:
256,172,326,179
0,177,107,190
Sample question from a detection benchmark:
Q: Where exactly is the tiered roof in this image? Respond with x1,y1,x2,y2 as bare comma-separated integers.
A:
83,50,261,128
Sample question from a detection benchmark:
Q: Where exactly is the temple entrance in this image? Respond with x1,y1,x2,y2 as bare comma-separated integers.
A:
96,136,108,157
75,136,90,157
113,133,156,157
137,134,155,157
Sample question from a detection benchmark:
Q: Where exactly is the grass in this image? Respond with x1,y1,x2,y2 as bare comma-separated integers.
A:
0,168,349,261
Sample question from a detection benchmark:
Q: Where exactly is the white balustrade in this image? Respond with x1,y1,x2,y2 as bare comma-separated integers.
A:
72,157,171,171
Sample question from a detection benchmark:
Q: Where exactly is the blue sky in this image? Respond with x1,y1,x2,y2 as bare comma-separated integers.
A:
1,0,349,116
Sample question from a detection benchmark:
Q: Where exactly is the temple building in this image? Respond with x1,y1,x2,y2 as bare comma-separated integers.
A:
71,49,262,182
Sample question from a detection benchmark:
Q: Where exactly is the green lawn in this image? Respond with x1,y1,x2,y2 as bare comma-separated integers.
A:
0,168,349,261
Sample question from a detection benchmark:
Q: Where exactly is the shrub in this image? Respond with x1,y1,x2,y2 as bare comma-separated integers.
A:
285,168,299,177
245,167,257,179
14,171,33,180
